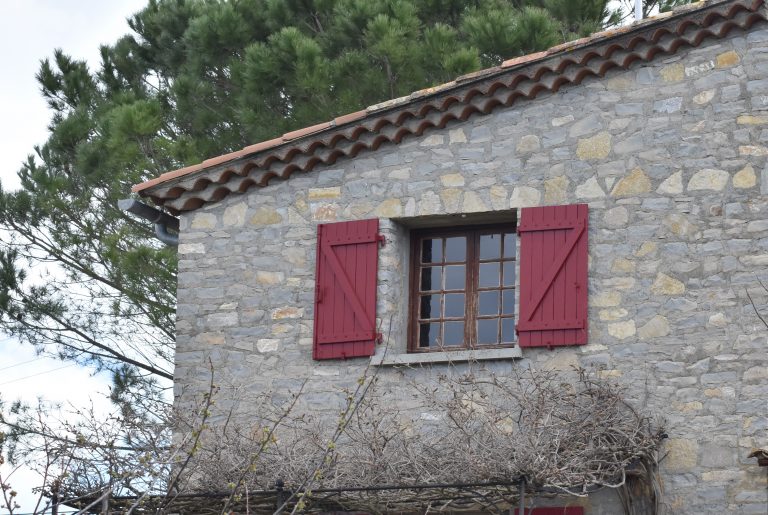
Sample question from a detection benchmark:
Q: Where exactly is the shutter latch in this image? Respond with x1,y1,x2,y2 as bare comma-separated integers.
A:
376,233,386,247
376,332,383,344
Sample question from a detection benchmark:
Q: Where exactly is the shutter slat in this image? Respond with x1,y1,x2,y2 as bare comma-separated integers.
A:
517,204,588,347
313,219,380,360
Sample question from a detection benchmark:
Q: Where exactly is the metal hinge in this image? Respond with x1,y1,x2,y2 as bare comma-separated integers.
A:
376,233,386,247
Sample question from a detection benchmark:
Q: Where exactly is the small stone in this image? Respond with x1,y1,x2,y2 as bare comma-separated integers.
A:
651,273,685,295
249,206,282,226
374,198,403,218
308,187,342,200
576,131,611,160
733,164,757,188
516,135,541,153
191,213,217,229
599,308,628,321
552,115,574,127
676,401,703,413
198,332,225,345
707,312,727,328
740,254,768,266
606,76,633,91
462,191,488,212
420,134,444,147
418,191,442,215
388,168,411,179
635,242,657,257
256,339,280,353
448,128,467,144
660,63,684,82
575,176,605,199
664,439,698,471
744,366,768,382
593,291,621,307
603,206,629,227
489,186,508,210
544,176,569,204
440,173,465,187
653,97,682,113
178,243,205,254
509,186,540,208
688,169,729,191
657,170,684,195
311,203,338,221
541,350,579,371
223,202,248,226
739,145,768,156
662,213,698,238
255,271,284,285
612,258,635,273
693,89,715,105
440,189,462,212
716,50,740,68
638,315,670,339
611,167,651,197
736,114,768,125
271,306,304,320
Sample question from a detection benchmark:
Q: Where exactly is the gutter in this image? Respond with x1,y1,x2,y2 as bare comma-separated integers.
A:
118,198,179,247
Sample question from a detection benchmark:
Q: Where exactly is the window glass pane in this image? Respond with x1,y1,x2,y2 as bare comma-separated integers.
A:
419,322,441,347
421,267,441,291
503,233,516,258
502,289,515,314
478,291,499,316
503,261,516,287
421,238,442,264
444,265,466,290
478,262,500,288
420,294,440,320
443,322,464,346
501,318,516,343
477,319,499,345
479,233,502,260
445,237,466,262
444,293,464,318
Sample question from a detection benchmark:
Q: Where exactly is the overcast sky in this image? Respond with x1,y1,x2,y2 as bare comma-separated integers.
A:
1,2,147,512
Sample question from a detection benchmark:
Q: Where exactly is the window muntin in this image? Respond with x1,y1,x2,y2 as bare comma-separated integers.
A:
410,225,517,352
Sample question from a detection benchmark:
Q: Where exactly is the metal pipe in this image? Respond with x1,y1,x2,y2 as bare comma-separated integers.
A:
118,198,179,247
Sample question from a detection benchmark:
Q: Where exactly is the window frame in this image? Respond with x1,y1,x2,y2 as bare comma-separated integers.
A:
407,222,518,353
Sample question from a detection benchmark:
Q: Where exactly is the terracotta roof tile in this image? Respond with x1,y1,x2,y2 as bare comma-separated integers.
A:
133,0,767,212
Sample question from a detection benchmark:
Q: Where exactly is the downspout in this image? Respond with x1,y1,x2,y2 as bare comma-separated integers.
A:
118,198,179,247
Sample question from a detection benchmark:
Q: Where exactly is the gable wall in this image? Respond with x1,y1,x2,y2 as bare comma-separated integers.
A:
173,25,768,513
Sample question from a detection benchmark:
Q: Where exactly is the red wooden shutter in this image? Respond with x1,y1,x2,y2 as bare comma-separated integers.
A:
313,219,381,360
514,508,584,515
517,204,588,347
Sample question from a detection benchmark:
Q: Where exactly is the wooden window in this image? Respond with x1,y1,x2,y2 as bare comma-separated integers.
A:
408,224,517,352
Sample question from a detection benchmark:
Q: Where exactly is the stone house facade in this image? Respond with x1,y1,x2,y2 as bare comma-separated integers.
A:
134,1,768,513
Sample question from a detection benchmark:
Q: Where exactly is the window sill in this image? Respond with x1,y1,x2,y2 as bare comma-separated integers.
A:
370,347,522,366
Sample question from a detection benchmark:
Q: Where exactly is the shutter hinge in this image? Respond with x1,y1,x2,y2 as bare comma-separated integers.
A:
376,332,383,344
376,233,386,247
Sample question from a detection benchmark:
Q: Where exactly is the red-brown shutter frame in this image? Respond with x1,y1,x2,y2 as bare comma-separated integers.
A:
517,204,588,347
313,219,382,360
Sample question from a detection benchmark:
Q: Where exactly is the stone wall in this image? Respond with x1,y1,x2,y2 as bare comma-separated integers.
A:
173,25,768,514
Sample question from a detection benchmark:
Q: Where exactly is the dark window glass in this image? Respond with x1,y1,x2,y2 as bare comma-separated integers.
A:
419,322,441,347
411,224,516,352
445,237,466,262
479,234,501,260
421,267,441,291
445,265,466,290
421,238,443,264
444,293,465,317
